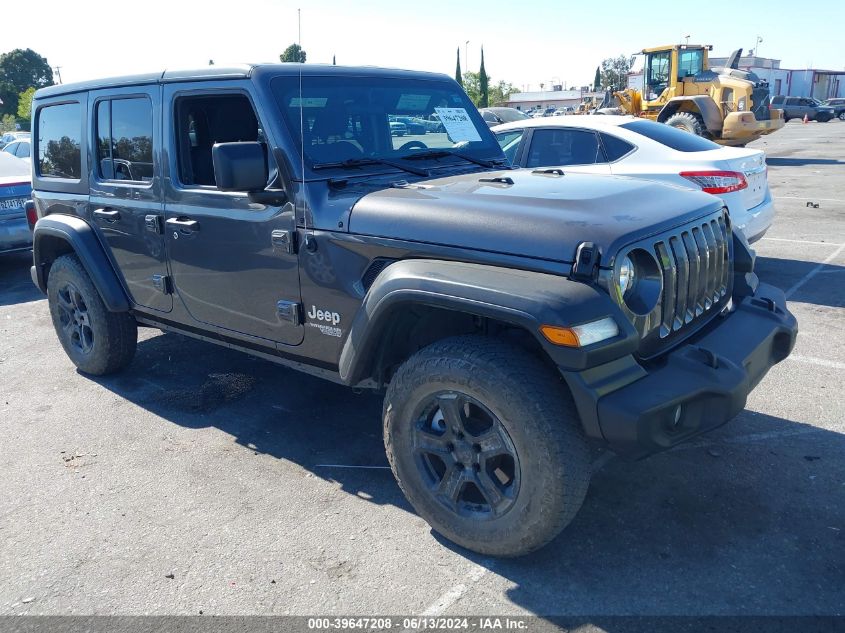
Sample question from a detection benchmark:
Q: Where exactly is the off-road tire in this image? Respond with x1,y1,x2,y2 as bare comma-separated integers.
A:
47,254,137,375
383,335,591,557
665,111,706,136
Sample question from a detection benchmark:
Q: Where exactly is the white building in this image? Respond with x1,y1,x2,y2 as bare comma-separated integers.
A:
504,89,604,111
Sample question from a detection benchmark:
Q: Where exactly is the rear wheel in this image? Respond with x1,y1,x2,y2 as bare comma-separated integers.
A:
47,254,137,375
383,336,591,557
665,111,706,136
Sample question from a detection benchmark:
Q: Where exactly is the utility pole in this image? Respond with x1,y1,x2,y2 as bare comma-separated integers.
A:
465,41,470,73
54,66,63,84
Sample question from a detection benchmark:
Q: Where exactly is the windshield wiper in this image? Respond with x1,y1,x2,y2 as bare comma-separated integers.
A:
312,157,429,177
400,149,510,169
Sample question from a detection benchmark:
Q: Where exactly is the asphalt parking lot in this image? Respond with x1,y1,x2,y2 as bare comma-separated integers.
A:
0,120,843,622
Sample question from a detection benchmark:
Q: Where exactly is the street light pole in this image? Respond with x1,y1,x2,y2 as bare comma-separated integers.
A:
465,41,470,71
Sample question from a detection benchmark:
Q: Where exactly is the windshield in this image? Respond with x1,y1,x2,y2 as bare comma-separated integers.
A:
621,119,721,152
272,75,502,171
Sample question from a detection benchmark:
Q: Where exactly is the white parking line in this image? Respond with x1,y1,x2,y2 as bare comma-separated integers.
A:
785,243,845,298
418,563,489,618
761,237,844,246
788,354,845,370
774,196,845,203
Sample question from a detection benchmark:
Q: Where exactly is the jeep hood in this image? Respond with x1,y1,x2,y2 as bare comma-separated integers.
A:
347,170,723,265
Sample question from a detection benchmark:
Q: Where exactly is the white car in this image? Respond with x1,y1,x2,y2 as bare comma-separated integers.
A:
492,115,773,243
1,137,31,160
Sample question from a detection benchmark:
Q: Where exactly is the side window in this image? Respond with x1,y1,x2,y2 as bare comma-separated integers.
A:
599,132,634,162
494,130,523,164
17,142,31,159
785,97,799,106
526,128,602,168
96,97,154,182
175,94,259,187
37,102,82,179
4,142,19,155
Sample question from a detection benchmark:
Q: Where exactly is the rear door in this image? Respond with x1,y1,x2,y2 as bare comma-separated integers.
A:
87,86,171,312
521,127,611,174
162,82,303,346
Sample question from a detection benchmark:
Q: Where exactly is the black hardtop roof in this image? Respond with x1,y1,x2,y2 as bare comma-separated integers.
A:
34,63,453,100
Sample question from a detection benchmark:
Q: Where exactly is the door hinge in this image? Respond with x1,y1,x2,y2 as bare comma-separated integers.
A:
271,229,297,254
145,214,163,234
276,300,302,325
152,274,172,294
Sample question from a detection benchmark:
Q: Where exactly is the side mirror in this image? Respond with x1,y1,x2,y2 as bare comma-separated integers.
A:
212,142,268,192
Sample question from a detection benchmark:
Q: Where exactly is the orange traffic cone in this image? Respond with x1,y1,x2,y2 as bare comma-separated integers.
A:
803,113,809,123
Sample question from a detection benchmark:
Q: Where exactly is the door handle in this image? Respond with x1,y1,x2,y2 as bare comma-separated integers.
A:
165,217,200,233
93,208,120,222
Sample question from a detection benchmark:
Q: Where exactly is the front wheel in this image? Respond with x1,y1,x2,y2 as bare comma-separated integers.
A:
47,254,137,375
383,336,591,557
838,112,845,121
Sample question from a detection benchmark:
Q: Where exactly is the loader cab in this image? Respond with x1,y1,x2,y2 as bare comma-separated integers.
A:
642,45,713,109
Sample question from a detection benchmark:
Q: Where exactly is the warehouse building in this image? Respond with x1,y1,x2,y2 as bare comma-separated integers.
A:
709,53,844,100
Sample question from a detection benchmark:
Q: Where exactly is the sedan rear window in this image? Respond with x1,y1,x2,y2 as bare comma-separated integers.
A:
620,119,720,152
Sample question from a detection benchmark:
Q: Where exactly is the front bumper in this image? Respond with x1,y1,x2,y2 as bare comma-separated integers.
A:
0,215,32,254
721,110,784,143
563,282,797,459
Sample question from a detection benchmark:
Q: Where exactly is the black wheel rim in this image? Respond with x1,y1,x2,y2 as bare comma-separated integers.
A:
56,282,94,355
411,392,521,519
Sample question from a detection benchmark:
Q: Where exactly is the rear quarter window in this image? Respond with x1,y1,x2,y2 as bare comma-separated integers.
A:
36,102,83,179
620,120,720,152
599,132,635,161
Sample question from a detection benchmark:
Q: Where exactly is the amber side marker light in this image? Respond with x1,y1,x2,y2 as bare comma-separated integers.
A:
540,317,620,348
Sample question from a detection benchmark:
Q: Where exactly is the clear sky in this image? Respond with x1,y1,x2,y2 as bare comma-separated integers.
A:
4,0,842,90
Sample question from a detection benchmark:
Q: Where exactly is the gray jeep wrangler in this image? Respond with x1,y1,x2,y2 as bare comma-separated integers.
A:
28,65,797,556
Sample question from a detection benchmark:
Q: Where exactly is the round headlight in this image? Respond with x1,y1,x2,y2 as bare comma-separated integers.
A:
618,255,635,296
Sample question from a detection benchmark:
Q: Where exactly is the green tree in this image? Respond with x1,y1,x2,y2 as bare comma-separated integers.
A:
0,48,53,115
0,114,17,133
16,86,36,127
593,66,601,91
599,55,633,93
455,48,463,87
462,72,519,107
280,43,306,63
462,71,481,105
478,47,489,108
489,80,520,106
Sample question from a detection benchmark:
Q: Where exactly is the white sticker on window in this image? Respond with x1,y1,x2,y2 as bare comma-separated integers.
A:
396,94,431,111
434,107,482,142
289,97,328,107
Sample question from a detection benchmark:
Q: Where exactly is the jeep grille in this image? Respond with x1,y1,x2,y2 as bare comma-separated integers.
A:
614,209,733,358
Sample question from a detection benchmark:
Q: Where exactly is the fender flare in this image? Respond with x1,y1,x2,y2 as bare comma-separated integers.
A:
31,214,130,312
658,96,723,133
338,259,638,385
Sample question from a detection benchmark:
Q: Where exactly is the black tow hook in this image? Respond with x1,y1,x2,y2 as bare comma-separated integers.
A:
695,346,720,369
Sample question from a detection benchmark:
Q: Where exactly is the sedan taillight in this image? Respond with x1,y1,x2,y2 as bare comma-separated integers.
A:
680,171,748,194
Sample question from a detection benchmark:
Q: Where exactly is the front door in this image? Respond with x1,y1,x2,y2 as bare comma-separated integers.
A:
88,87,171,312
162,84,303,346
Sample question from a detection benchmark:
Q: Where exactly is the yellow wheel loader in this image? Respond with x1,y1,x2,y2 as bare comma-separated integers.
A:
612,45,784,146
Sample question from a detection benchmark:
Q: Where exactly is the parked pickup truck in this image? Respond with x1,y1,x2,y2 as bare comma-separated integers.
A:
28,64,797,556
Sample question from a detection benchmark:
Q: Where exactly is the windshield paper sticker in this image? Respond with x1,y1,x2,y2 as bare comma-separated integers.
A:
396,94,431,111
434,107,482,142
289,97,328,108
